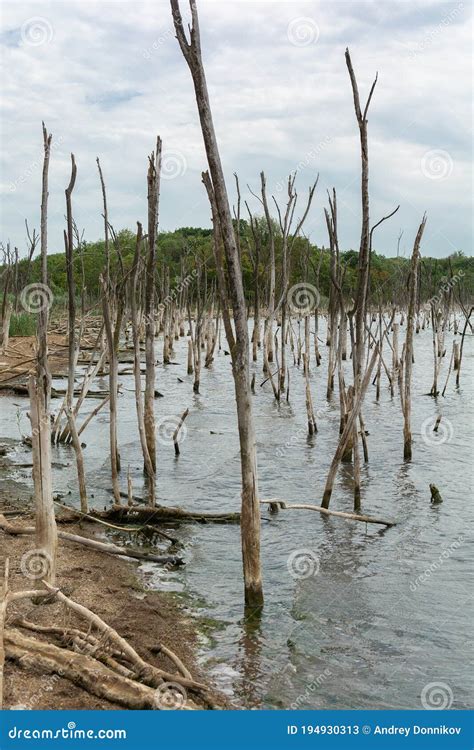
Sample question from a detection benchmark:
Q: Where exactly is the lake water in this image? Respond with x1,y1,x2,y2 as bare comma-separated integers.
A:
1,315,472,710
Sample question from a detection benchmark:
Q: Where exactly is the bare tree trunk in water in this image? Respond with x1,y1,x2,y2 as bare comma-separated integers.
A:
30,123,57,584
171,0,263,608
144,139,162,474
101,279,121,504
64,154,88,513
403,216,426,460
130,223,155,503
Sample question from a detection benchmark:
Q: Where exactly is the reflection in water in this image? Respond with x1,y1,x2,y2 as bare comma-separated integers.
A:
234,608,264,708
1,321,472,709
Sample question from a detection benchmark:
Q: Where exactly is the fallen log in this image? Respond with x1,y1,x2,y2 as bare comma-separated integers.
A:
53,499,179,545
4,628,188,710
51,387,110,399
98,504,241,525
12,618,137,678
260,499,396,527
0,515,184,565
41,583,207,694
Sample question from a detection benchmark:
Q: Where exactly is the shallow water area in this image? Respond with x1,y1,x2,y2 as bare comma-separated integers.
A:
1,317,472,710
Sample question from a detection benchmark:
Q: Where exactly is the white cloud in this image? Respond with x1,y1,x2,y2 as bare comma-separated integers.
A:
0,0,471,257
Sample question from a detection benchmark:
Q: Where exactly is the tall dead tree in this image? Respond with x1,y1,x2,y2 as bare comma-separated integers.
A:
63,155,88,513
402,216,427,460
29,123,57,584
96,158,110,283
345,48,378,383
130,222,156,503
271,174,318,393
144,139,162,474
171,0,263,608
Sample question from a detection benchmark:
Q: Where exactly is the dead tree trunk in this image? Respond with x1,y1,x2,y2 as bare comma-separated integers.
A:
321,344,379,509
101,279,121,504
345,48,378,384
171,4,263,606
402,216,426,460
130,223,155,503
64,154,88,513
29,123,58,584
456,307,473,387
144,139,162,474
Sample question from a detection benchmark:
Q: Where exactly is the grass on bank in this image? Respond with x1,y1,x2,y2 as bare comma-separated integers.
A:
9,312,36,337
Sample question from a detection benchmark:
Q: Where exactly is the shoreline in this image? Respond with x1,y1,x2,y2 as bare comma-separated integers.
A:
0,444,227,711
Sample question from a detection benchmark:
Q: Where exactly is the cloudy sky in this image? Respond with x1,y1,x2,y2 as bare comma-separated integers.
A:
1,0,471,259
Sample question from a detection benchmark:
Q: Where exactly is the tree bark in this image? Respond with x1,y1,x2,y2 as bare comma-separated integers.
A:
403,217,426,460
171,0,263,607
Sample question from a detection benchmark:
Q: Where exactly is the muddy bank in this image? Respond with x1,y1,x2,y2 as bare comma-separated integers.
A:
0,449,226,710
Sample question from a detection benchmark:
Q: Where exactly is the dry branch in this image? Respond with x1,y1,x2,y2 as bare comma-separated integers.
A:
260,500,395,527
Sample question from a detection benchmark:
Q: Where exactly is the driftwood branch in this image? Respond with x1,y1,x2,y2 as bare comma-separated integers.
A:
260,500,395,527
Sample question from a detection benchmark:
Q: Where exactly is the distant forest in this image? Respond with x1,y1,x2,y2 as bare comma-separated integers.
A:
4,223,473,310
